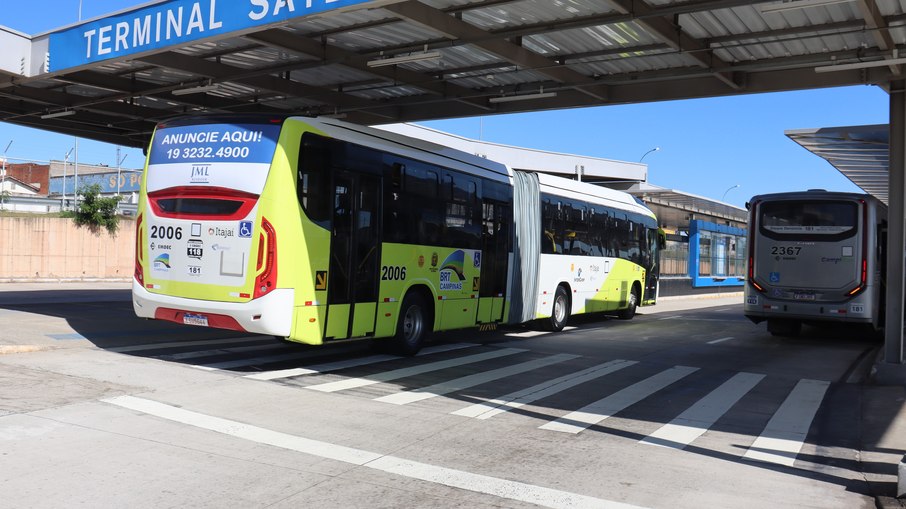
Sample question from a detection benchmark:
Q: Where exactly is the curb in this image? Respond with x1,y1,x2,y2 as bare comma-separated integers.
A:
0,345,52,355
876,496,906,508
657,292,743,301
0,278,131,284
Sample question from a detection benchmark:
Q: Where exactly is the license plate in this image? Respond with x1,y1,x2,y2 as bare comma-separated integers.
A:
793,292,816,301
183,313,209,327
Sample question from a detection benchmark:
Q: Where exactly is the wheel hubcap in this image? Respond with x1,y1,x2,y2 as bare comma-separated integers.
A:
403,306,422,340
554,295,566,322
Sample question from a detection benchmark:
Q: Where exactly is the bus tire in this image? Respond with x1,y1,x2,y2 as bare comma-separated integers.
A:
767,318,801,337
392,292,431,356
545,285,570,332
618,284,640,320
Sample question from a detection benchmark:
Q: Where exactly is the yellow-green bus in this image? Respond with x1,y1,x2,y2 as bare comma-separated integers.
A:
133,115,660,354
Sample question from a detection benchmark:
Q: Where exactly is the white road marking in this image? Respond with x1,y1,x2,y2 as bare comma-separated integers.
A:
743,379,830,466
305,348,526,393
107,335,268,353
192,351,329,371
245,343,473,381
640,372,765,449
162,342,283,361
375,353,579,405
540,366,699,434
103,396,648,509
657,315,683,321
452,360,637,419
706,337,734,345
504,330,550,338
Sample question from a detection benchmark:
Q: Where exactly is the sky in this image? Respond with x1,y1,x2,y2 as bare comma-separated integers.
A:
0,1,892,209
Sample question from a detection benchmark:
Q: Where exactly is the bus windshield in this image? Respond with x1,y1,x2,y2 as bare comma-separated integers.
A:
759,200,857,239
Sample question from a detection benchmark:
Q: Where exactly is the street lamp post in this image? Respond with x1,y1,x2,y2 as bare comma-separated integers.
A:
1,140,13,211
116,147,128,197
721,184,741,202
62,147,74,210
639,146,660,163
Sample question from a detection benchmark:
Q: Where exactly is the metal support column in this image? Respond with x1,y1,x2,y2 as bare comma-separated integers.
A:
882,81,906,383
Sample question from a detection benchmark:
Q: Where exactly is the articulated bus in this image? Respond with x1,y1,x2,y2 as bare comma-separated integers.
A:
132,115,660,354
744,190,887,336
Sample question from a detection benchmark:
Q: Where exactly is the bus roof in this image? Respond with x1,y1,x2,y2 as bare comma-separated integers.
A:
537,172,656,219
750,189,886,208
295,116,513,184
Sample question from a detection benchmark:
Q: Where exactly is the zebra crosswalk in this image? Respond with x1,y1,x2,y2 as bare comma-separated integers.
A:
111,337,836,469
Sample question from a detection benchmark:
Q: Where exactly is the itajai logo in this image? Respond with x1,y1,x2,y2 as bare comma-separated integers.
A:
439,250,465,291
153,253,171,271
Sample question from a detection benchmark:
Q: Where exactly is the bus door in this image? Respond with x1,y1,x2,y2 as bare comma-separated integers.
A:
478,192,512,323
326,171,381,339
643,227,662,304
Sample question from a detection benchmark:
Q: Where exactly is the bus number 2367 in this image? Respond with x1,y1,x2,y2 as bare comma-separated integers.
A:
771,246,802,256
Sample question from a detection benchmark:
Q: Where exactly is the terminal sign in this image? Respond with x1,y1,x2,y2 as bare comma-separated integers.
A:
48,0,373,71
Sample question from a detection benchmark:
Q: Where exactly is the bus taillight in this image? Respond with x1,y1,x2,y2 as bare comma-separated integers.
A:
134,213,144,286
747,200,764,293
254,217,277,299
847,200,869,297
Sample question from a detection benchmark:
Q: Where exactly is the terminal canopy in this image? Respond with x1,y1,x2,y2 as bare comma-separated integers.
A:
0,0,902,149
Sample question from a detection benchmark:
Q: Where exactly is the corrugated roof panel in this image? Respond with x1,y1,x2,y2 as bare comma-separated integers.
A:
786,125,890,204
286,3,398,34
574,52,695,77
173,38,260,58
347,83,434,101
329,21,446,52
217,46,310,71
292,63,382,88
450,68,551,89
525,22,663,59
134,66,195,85
130,95,183,111
463,0,615,31
681,3,867,60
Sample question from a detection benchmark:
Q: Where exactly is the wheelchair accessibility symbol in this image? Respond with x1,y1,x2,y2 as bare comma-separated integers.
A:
769,272,780,284
239,221,253,238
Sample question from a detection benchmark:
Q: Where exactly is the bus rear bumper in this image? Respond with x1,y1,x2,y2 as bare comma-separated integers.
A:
744,295,874,325
132,281,294,337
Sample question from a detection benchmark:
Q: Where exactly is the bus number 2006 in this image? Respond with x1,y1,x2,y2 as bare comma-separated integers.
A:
381,266,407,281
771,246,801,256
150,225,183,240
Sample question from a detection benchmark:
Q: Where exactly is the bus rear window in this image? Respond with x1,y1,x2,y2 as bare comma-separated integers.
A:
147,188,259,220
759,201,857,239
156,198,245,216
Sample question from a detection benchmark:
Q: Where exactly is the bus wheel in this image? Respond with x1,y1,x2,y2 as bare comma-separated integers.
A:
618,284,640,320
546,286,570,332
767,319,801,337
393,292,431,356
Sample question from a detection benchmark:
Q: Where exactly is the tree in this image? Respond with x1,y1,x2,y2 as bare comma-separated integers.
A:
74,183,123,234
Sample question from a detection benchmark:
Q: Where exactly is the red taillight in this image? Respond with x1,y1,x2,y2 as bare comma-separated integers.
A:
134,213,144,285
747,201,764,293
254,217,277,299
846,200,869,297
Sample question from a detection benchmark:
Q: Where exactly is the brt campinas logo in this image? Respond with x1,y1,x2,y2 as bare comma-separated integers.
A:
439,250,465,291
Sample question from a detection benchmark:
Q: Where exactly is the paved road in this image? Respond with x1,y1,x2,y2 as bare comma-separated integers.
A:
0,285,903,508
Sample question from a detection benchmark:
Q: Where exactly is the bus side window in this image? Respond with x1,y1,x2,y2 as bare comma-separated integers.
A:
298,133,333,228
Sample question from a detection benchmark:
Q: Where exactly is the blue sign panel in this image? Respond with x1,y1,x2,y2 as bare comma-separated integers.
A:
49,172,143,195
148,123,282,165
48,0,373,71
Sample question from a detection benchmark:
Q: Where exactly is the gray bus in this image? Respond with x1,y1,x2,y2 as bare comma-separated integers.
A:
744,190,887,336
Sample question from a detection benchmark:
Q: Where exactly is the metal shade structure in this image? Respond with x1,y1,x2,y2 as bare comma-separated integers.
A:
0,0,905,149
786,124,890,204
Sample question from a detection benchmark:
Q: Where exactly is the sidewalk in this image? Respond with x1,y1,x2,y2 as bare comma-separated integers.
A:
0,281,131,305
